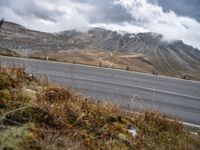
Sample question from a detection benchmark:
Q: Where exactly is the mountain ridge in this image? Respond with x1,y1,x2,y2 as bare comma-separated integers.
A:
0,21,200,80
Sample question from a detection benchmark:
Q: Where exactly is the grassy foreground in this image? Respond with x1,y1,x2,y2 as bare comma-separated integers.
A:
0,67,200,150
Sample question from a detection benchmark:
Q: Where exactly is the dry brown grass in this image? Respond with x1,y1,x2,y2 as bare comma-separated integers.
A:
0,67,200,150
31,49,155,74
29,49,200,81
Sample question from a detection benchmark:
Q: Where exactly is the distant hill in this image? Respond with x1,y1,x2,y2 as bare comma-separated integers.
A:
0,21,200,80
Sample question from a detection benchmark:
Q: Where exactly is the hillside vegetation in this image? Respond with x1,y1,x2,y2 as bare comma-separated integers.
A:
0,67,200,150
31,49,155,74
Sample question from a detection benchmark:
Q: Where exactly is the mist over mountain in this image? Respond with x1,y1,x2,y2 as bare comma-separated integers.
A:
0,21,200,79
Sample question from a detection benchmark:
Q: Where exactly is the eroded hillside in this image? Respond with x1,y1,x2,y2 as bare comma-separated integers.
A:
1,21,200,81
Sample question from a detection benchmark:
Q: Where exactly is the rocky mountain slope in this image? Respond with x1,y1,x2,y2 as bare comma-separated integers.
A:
0,21,200,80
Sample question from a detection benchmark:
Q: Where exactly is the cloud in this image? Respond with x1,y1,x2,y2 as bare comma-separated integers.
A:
0,0,92,32
73,0,133,23
0,0,200,49
91,22,148,33
104,0,200,49
157,0,200,22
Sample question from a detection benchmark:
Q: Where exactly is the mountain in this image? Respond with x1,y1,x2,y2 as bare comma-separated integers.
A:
0,21,200,80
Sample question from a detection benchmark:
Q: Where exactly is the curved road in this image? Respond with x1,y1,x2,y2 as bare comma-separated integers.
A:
0,56,200,125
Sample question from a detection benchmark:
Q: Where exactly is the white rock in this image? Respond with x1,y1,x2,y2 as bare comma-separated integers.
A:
190,132,198,136
128,127,137,138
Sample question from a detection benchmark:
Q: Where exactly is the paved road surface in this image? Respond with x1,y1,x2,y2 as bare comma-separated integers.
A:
0,56,200,125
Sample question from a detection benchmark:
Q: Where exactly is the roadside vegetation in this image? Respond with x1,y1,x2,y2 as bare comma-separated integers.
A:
0,66,200,150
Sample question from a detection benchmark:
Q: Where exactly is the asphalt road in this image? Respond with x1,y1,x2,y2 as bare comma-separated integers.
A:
0,56,200,125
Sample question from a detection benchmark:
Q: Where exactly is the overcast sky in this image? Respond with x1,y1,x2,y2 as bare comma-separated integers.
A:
0,0,200,49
